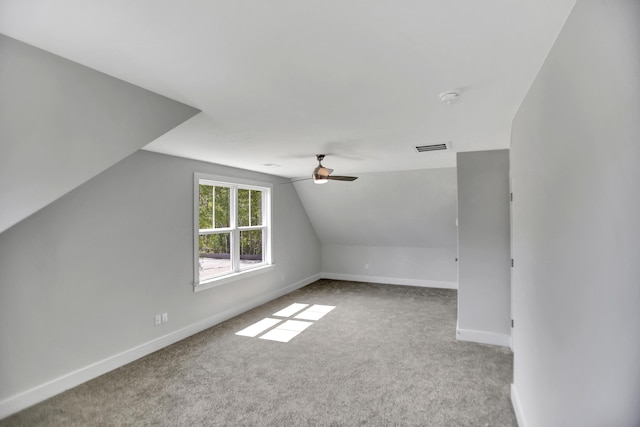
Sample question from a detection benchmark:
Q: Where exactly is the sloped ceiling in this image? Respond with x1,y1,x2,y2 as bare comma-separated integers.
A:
0,35,199,233
0,0,577,179
294,168,457,248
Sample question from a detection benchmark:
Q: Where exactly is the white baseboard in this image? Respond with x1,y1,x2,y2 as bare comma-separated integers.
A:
320,272,457,290
510,383,527,427
0,273,320,420
456,324,511,347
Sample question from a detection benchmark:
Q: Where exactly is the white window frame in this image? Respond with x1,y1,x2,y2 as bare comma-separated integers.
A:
194,173,273,292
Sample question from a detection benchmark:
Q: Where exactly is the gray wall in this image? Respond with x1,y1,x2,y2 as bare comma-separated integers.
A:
0,34,199,233
510,0,640,425
294,168,458,287
321,245,456,287
0,151,320,410
456,150,511,345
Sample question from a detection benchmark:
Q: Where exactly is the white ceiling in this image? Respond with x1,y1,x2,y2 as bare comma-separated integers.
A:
0,0,576,179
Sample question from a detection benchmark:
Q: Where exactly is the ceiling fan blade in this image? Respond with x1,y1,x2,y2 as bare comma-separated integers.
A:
327,175,358,181
281,177,312,184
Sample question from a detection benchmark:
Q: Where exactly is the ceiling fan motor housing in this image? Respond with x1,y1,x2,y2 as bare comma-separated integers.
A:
311,154,357,183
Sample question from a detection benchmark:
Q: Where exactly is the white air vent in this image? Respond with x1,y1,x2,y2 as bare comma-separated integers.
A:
414,142,450,153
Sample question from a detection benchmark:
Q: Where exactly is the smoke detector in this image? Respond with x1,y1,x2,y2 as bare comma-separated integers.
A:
439,91,460,104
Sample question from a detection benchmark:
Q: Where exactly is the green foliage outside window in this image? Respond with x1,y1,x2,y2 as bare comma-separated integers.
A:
199,185,230,229
199,185,263,258
238,189,262,227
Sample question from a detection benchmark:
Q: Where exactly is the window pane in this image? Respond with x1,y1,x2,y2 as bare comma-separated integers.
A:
238,189,263,227
199,184,230,229
251,190,262,226
214,186,231,228
238,189,250,227
199,233,231,281
239,229,263,269
198,185,213,229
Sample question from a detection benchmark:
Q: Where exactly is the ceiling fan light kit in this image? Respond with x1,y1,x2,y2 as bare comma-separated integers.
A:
439,90,461,104
312,154,358,184
313,176,329,184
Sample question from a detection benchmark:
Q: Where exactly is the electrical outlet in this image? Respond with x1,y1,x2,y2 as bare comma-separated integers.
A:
364,264,369,270
154,314,162,326
162,312,168,324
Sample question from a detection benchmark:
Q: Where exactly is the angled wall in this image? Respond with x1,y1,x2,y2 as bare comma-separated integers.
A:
510,1,640,425
0,151,321,417
0,35,199,233
295,168,458,288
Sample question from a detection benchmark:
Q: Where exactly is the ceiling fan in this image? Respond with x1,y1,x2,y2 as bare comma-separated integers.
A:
311,154,358,184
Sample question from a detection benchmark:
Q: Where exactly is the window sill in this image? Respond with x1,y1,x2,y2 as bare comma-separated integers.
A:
194,264,275,292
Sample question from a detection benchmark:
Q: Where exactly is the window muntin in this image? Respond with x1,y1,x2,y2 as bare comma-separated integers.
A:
195,174,271,288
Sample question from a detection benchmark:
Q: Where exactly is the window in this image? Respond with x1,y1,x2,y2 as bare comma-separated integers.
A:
194,173,272,290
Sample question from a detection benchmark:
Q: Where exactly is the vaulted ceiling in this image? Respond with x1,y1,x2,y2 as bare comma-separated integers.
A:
0,0,576,179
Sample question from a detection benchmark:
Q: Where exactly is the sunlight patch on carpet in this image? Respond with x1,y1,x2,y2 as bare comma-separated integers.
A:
236,303,336,343
294,304,335,321
259,320,313,343
272,303,309,317
259,328,300,343
235,318,282,337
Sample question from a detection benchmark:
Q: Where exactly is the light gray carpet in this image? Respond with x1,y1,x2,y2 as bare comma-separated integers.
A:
1,280,516,426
